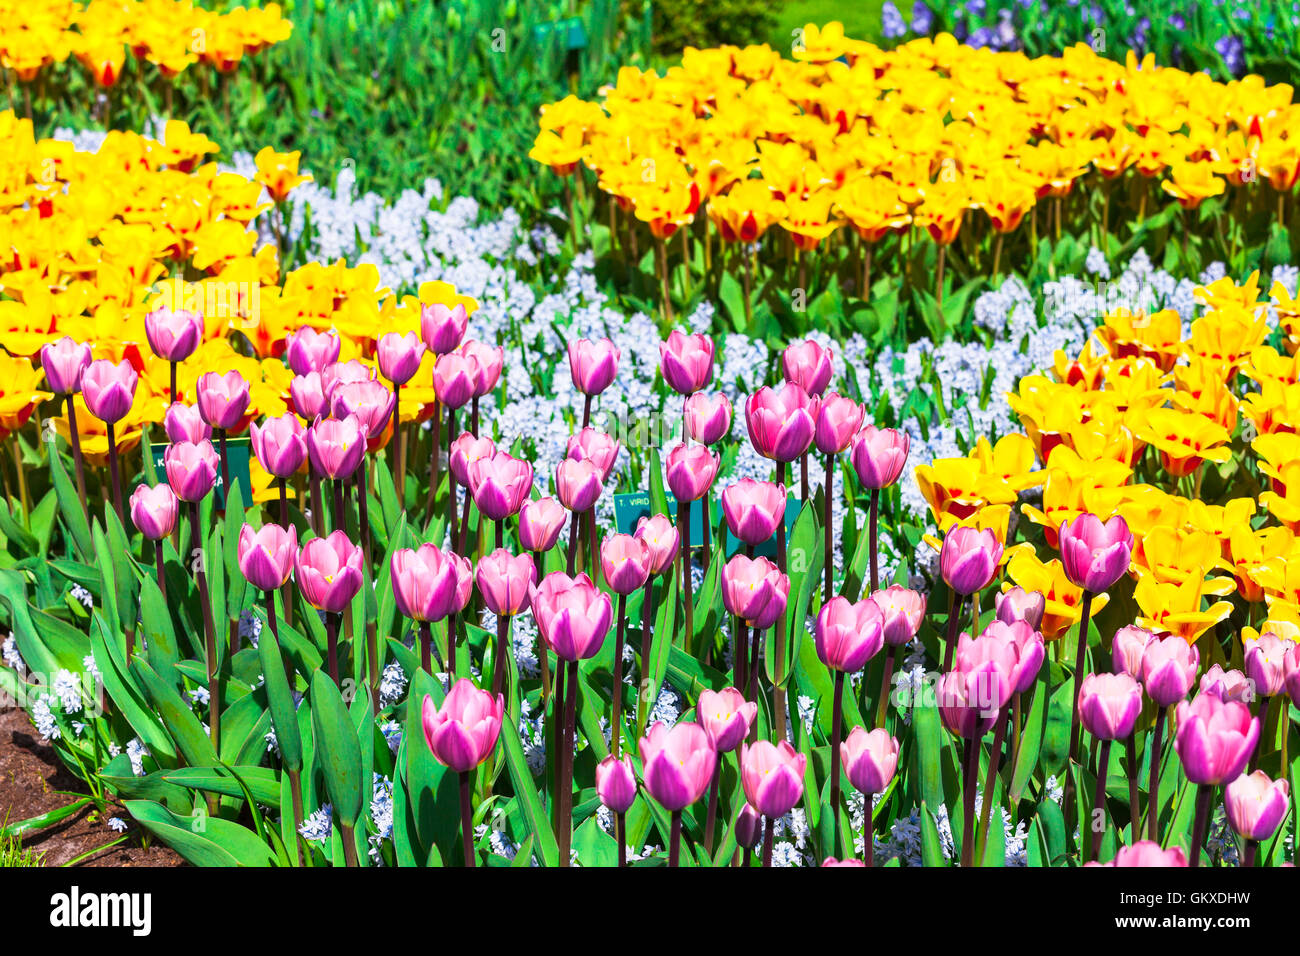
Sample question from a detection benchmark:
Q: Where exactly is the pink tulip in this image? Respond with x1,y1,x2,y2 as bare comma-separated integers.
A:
566,428,620,481
684,392,733,445
849,425,910,490
420,302,469,356
519,496,567,552
376,330,426,385
390,544,464,623
634,513,680,575
937,663,1010,739
822,857,866,867
555,458,604,513
530,571,612,661
600,534,652,595
237,523,298,591
659,330,714,395
421,679,503,772
461,340,503,397
320,360,374,404
722,554,788,630
40,336,92,395
251,413,308,479
697,687,757,753
665,442,719,502
1174,693,1259,786
1244,632,1293,698
977,619,1044,693
782,339,834,397
129,484,178,540
1078,673,1142,740
940,526,1003,595
295,531,365,613
1224,770,1290,841
745,382,818,462
1199,664,1256,704
285,327,340,376
1111,624,1154,679
82,359,137,423
1287,643,1300,705
568,337,620,395
144,307,203,363
331,380,395,440
595,754,637,813
735,804,762,848
1141,635,1199,706
432,352,475,409
164,403,212,444
475,548,536,617
814,393,865,455
196,370,250,431
816,596,885,673
870,585,925,646
740,740,806,817
306,415,365,479
639,721,716,810
469,452,534,521
290,372,327,420
841,726,900,795
1059,513,1133,593
1098,842,1188,867
995,586,1046,631
449,432,497,487
164,439,219,502
721,479,786,546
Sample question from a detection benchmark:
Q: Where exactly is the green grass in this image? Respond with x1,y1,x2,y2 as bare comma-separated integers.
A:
0,831,45,867
769,0,884,49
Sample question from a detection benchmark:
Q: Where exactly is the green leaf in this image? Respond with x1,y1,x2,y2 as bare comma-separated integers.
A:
309,669,364,827
919,801,948,867
163,766,281,807
133,659,219,768
258,612,303,772
49,447,91,560
499,711,559,867
124,799,274,867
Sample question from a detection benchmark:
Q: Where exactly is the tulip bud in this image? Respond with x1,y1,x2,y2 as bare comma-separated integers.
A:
782,339,834,397
870,585,925,646
555,457,604,513
296,531,365,614
251,412,308,479
422,679,504,773
1141,635,1198,706
813,393,865,455
995,586,1045,631
475,548,536,617
285,327,341,376
1244,632,1292,698
1224,770,1290,841
684,392,733,445
721,478,786,546
939,526,1003,595
82,359,137,424
697,687,757,753
129,484,178,540
376,330,426,385
1078,673,1142,740
600,534,652,596
665,442,720,502
741,740,806,818
420,302,469,356
568,337,620,395
1058,513,1133,593
634,513,680,576
849,425,909,490
841,726,900,795
638,721,715,811
164,403,212,444
745,382,817,462
1174,693,1259,786
164,439,220,502
518,496,566,553
237,523,298,591
40,336,92,395
595,754,638,814
815,596,885,673
196,370,251,431
659,330,714,395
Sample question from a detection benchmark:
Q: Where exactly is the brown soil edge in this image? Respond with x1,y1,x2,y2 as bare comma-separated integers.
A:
1,707,183,867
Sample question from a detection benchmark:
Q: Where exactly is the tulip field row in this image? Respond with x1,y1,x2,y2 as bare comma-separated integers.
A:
2,19,1299,870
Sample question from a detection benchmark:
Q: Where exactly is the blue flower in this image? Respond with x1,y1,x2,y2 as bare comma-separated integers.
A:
882,1,908,38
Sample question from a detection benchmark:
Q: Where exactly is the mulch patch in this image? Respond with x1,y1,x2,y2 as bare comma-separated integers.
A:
0,707,183,867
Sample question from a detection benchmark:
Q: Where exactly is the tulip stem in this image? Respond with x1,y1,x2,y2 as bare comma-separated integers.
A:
278,476,289,528
581,394,591,430
942,591,963,672
669,809,683,867
975,704,1009,866
11,436,28,518
823,452,834,605
447,406,458,551
425,398,441,521
961,737,978,867
1088,738,1112,863
566,510,581,575
552,659,566,832
587,508,600,587
678,496,693,650
761,815,774,867
773,461,788,743
459,770,476,868
616,811,627,867
169,360,178,404
267,590,294,689
1243,839,1258,868
868,486,878,598
310,474,323,535
1146,706,1166,842
65,396,89,521
612,592,626,759
365,616,379,716
1125,732,1140,839
190,500,221,794
106,421,125,529
1064,589,1095,838
748,628,763,742
829,671,845,858
734,616,748,693
448,612,459,677
393,384,404,507
493,612,510,699
1189,783,1213,868
339,822,359,868
154,539,166,608
559,659,579,866
457,476,473,556
875,645,896,728
703,755,721,852
325,611,340,687
356,469,373,574
637,578,655,735
799,452,808,504
332,478,345,536
288,766,306,867
217,428,230,506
